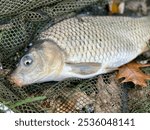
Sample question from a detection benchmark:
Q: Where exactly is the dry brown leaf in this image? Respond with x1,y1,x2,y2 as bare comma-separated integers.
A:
95,75,121,112
116,61,150,87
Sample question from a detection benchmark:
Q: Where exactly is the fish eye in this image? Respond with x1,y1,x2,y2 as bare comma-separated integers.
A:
22,55,33,66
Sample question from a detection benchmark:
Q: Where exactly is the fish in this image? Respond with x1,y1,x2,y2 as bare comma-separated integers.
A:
10,16,150,86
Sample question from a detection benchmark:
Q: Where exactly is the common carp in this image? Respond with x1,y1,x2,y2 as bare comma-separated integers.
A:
11,16,150,86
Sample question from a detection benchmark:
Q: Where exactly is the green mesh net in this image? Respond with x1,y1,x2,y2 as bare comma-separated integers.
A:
0,0,150,113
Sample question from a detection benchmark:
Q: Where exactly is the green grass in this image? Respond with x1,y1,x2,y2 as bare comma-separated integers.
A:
0,96,46,112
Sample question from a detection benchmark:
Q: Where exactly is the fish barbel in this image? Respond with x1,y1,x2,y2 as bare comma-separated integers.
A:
11,16,150,86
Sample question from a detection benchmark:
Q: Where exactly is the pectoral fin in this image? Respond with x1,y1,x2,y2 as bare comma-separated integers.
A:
104,67,118,72
66,62,101,75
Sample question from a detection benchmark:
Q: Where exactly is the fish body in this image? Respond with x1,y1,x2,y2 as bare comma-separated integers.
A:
11,16,150,86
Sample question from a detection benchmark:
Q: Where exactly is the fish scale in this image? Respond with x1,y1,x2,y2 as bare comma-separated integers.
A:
38,16,150,68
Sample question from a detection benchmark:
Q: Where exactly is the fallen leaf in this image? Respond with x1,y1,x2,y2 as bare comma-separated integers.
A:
116,61,150,87
109,0,120,14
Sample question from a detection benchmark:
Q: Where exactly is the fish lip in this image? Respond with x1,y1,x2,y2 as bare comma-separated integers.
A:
9,74,24,87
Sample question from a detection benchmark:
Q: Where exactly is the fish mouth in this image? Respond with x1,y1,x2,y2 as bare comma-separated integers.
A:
9,74,24,87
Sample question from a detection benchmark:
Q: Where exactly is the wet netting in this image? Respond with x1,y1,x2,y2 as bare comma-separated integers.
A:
0,0,150,113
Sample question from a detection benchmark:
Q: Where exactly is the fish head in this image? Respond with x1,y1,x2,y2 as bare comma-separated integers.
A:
10,40,64,86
